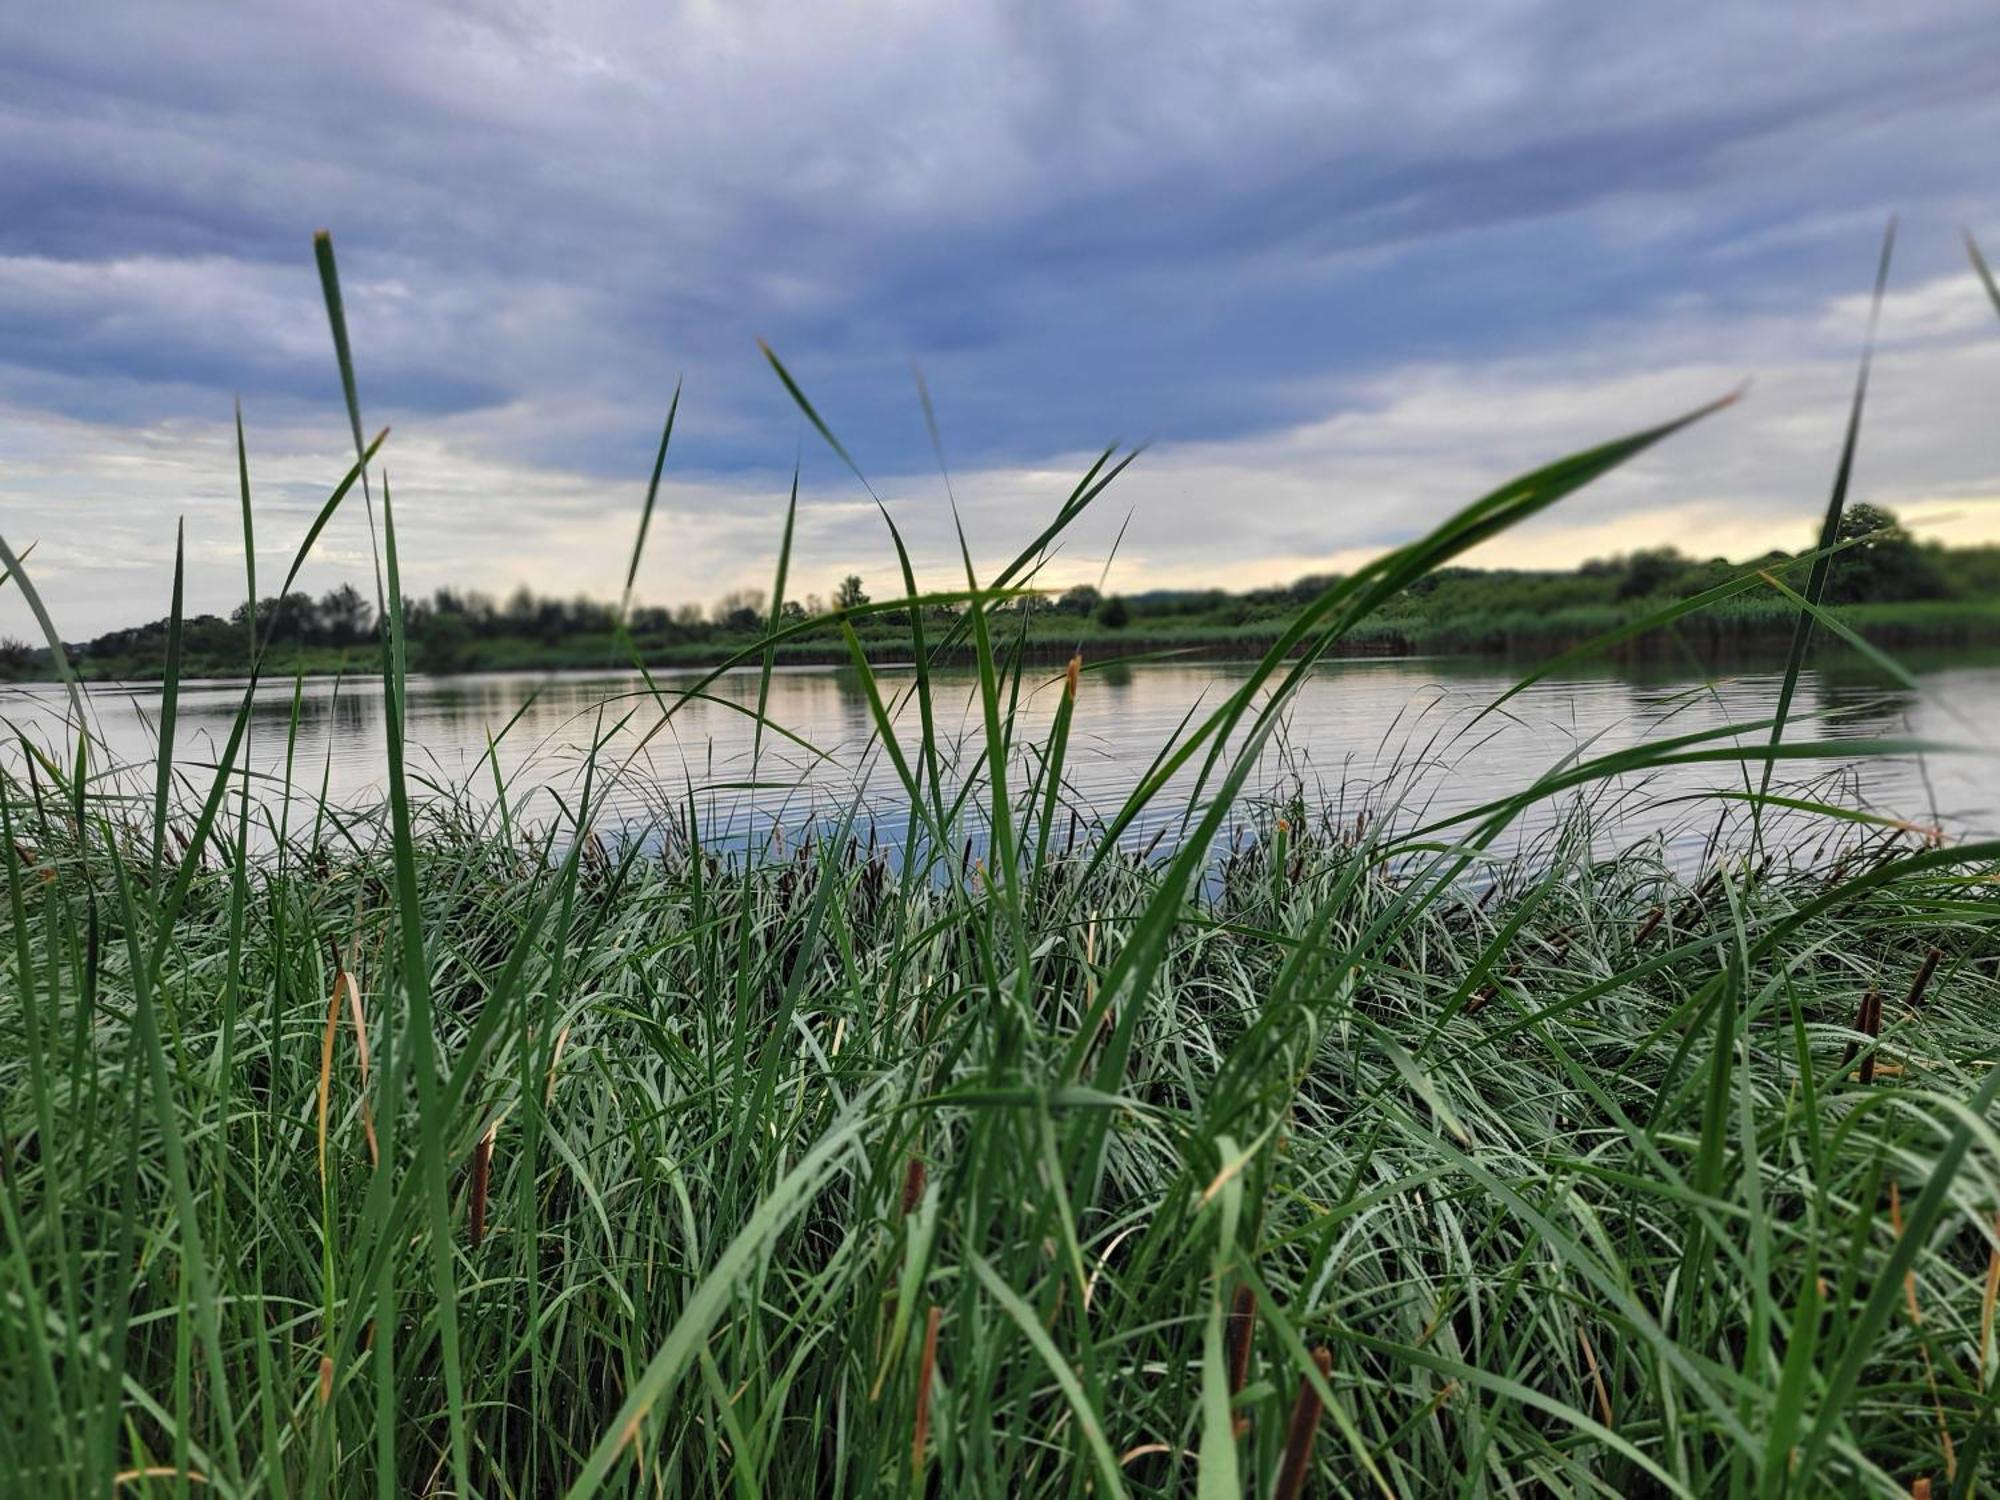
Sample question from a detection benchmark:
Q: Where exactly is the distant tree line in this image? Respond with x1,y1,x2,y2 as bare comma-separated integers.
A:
5,505,1995,681
10,569,941,678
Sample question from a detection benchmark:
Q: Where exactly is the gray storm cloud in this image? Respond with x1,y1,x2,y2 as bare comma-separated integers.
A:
2,0,1997,635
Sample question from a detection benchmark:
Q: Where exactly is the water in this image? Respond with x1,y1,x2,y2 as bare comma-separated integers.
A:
4,653,1997,865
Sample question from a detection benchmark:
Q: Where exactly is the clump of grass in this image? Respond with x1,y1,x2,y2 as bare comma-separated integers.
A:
2,228,1999,1499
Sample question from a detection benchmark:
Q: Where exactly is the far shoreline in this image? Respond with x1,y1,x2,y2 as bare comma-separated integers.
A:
10,615,1999,689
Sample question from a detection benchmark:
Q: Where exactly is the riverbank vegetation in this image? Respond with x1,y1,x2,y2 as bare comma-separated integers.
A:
8,503,1999,684
6,764,1998,1499
3,230,2000,1497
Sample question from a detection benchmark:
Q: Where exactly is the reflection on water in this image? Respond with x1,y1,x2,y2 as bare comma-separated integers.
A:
4,653,1996,864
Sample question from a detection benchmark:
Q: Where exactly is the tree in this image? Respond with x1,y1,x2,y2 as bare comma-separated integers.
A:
529,596,569,645
319,582,373,644
417,612,471,674
1095,595,1130,629
1058,584,1101,616
565,594,614,634
398,594,434,635
1615,547,1686,601
0,637,35,679
233,591,320,643
1287,573,1339,604
1825,504,1950,604
713,588,767,632
834,575,869,612
504,586,538,632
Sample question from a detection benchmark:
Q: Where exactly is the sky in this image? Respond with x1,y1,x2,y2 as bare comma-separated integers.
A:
3,0,1999,639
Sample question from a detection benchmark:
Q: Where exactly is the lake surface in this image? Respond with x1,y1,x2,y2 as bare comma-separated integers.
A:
5,653,1998,866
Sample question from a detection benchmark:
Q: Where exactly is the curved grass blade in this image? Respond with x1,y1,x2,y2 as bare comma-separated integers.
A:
1757,220,1895,823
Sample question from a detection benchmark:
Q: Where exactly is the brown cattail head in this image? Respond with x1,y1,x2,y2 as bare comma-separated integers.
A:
1274,1347,1332,1500
1912,1479,1932,1499
1842,988,1883,1080
1225,1284,1257,1438
1633,905,1665,948
317,1354,334,1405
1226,1285,1256,1396
900,1153,927,1215
1905,947,1945,1011
1065,653,1081,703
1859,988,1883,1084
468,1128,494,1249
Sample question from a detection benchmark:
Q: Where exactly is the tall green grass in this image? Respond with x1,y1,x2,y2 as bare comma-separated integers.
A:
3,230,2000,1498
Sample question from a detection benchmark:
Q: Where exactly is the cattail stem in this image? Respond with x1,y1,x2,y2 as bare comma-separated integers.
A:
469,1127,494,1248
1633,904,1665,947
1842,988,1883,1082
1905,947,1944,1011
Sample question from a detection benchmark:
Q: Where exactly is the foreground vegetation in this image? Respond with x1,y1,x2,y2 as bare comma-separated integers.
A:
3,229,2000,1497
5,773,1999,1500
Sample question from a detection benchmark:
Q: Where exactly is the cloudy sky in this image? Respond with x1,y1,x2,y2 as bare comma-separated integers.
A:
3,1,1999,638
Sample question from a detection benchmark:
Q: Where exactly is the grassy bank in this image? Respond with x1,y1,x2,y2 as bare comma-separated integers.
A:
5,774,1999,1499
4,231,2000,1498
